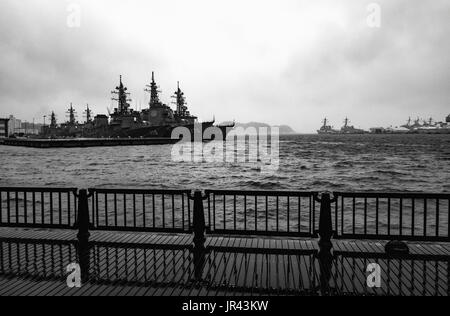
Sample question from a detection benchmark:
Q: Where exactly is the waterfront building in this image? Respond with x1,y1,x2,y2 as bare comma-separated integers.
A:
0,118,9,138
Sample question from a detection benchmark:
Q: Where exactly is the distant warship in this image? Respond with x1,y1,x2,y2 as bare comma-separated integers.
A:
41,73,234,140
339,117,366,134
318,115,450,135
317,117,366,134
317,118,338,134
371,116,450,134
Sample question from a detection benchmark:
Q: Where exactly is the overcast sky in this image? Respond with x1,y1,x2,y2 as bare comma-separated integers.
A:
0,0,449,132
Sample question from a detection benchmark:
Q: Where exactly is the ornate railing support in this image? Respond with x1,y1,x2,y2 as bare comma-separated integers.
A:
76,189,91,244
188,190,208,282
189,190,207,251
315,192,335,249
74,189,93,283
314,192,336,295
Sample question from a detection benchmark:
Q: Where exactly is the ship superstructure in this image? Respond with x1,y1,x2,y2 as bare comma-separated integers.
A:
317,118,338,134
317,114,450,135
317,117,366,134
340,117,366,134
40,73,234,139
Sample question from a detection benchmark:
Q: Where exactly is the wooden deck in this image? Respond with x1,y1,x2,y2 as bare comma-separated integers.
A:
0,227,449,296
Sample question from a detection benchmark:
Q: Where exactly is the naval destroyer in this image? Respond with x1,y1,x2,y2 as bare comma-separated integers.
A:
40,73,234,140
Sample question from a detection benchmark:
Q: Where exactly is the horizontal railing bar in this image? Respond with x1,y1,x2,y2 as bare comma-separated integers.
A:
205,189,316,197
334,191,450,199
89,188,191,195
0,187,77,193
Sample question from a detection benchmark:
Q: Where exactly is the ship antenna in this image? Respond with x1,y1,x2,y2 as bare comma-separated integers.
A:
111,75,132,114
145,71,161,108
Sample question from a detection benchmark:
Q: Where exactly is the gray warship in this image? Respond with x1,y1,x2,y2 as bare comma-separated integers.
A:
41,73,234,140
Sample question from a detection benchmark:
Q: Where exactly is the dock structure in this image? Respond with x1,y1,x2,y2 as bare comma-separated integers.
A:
0,137,179,148
0,187,449,296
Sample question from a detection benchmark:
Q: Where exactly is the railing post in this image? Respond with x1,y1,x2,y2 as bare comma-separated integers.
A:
192,190,206,250
189,190,207,282
315,193,335,295
318,193,333,248
76,189,91,283
76,189,91,243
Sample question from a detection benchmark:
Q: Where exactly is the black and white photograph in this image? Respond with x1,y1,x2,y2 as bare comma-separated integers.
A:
0,0,449,302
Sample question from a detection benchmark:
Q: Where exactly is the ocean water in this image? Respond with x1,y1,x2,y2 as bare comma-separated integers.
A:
1,134,449,193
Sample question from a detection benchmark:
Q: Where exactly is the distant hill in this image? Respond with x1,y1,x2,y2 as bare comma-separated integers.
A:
273,125,297,135
220,122,297,135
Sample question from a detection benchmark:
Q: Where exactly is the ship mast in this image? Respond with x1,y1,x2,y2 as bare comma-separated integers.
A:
172,81,188,116
111,75,132,114
344,117,349,127
66,103,77,125
322,118,328,128
144,72,161,108
84,104,93,123
50,111,57,128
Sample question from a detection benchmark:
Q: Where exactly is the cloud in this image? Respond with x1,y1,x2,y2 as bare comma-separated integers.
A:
0,0,449,132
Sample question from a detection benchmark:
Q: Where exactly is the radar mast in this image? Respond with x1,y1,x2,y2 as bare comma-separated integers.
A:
172,81,189,117
66,103,77,125
111,75,132,114
145,72,161,108
84,104,93,123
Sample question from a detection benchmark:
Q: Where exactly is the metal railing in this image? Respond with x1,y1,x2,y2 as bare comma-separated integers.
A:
1,187,449,245
333,192,450,242
89,189,192,233
205,190,317,237
0,187,78,229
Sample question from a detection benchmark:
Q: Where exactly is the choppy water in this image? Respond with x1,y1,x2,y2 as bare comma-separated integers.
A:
1,134,450,193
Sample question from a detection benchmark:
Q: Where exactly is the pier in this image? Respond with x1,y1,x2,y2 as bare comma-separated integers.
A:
0,187,449,296
0,137,179,148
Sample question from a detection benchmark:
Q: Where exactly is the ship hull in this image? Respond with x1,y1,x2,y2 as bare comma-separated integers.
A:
43,121,235,141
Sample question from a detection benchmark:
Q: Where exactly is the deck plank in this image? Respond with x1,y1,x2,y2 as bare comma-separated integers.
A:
0,228,448,296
